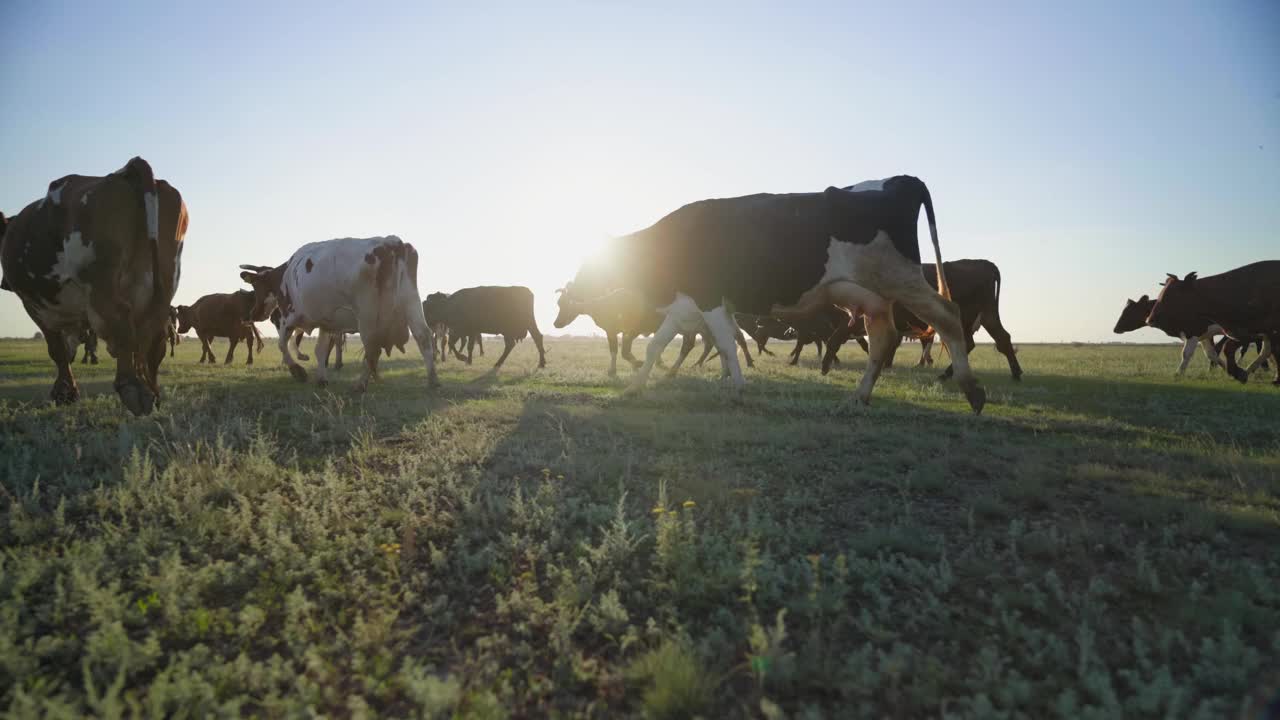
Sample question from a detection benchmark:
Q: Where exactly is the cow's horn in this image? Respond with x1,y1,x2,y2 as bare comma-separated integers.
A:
239,264,273,273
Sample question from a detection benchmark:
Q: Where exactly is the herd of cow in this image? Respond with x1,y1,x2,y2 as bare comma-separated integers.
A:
1,158,1277,418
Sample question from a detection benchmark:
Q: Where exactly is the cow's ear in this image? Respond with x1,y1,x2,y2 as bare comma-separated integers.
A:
1163,273,1178,285
1184,272,1197,282
1125,298,1134,306
240,271,256,283
1139,294,1149,303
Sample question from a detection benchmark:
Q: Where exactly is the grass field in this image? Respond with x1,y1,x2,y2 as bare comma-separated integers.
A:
2,335,1278,718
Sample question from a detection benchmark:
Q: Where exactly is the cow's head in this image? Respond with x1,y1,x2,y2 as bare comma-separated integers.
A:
239,264,284,324
553,283,583,329
1146,272,1199,333
422,292,450,328
175,305,195,334
1113,295,1155,334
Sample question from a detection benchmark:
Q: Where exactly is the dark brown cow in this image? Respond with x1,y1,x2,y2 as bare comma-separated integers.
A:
1147,262,1280,385
0,158,187,415
822,259,1021,381
423,286,546,369
175,290,265,365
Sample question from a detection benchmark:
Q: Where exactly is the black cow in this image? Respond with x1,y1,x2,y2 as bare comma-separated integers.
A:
1148,262,1280,385
423,286,546,369
558,177,984,412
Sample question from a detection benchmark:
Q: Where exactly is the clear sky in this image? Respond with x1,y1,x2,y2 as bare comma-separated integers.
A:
2,1,1277,343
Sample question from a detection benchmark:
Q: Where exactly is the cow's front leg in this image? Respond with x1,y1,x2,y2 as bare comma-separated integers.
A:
667,332,699,377
606,333,619,377
621,334,644,369
1176,335,1198,375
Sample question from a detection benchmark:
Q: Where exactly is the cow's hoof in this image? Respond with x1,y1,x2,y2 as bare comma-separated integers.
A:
1011,373,1023,382
962,382,986,416
628,360,643,370
90,359,99,366
288,365,308,382
51,381,80,406
246,359,254,366
116,381,155,416
1230,368,1249,384
538,362,547,369
334,364,344,371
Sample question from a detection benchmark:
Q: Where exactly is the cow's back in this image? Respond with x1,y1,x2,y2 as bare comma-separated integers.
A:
282,237,404,331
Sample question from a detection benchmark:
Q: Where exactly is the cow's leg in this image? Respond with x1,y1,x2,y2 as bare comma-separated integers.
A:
883,334,902,369
606,333,619,377
197,334,212,363
851,311,897,406
224,335,240,365
1221,337,1248,383
694,334,716,367
735,330,755,368
977,306,1021,381
494,335,517,369
477,335,485,357
788,338,803,365
621,334,644,369
822,324,852,375
1201,334,1228,371
144,330,166,405
1246,336,1273,374
293,330,309,361
626,297,700,394
87,299,153,416
333,333,345,370
1176,335,1198,375
702,306,746,389
467,336,477,365
398,298,439,389
668,332,699,377
893,285,985,414
313,330,335,388
1267,332,1280,385
245,329,255,365
39,326,79,405
276,320,307,382
529,325,547,369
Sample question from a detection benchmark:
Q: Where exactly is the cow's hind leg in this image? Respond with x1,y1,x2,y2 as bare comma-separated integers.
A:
402,298,440,389
625,297,699,394
276,320,307,382
39,326,79,406
313,330,335,388
736,329,755,368
667,332,699,377
851,311,897,406
529,323,547,369
621,334,644,369
493,335,517,369
293,330,309,361
606,333,619,377
224,336,240,365
894,285,985,414
703,306,746,389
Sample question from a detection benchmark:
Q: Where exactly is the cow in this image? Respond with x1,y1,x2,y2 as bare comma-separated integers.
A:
422,286,546,369
0,158,187,415
64,327,100,365
1113,295,1230,374
175,290,266,364
558,176,984,412
166,306,181,357
819,259,1019,381
1147,262,1280,385
239,236,438,391
704,307,853,367
553,285,753,377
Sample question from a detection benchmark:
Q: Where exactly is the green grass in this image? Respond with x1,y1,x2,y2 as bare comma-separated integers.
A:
1,336,1278,718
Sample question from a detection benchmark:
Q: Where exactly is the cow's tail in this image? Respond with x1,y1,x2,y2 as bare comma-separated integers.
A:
117,157,166,306
921,183,952,301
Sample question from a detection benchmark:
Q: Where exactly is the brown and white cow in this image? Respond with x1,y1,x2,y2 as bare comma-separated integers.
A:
175,290,266,364
1147,262,1280,385
821,259,1021,381
240,236,438,391
1112,295,1229,374
0,158,187,415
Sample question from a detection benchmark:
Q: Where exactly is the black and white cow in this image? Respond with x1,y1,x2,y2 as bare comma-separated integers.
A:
569,176,985,412
239,236,438,391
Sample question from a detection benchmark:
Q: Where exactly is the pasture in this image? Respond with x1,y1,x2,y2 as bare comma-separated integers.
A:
2,337,1278,718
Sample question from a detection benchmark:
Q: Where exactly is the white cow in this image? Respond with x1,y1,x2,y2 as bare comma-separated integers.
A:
239,236,438,391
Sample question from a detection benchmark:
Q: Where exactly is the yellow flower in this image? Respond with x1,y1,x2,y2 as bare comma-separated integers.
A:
652,506,665,514
556,474,565,480
682,500,696,509
667,510,677,517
